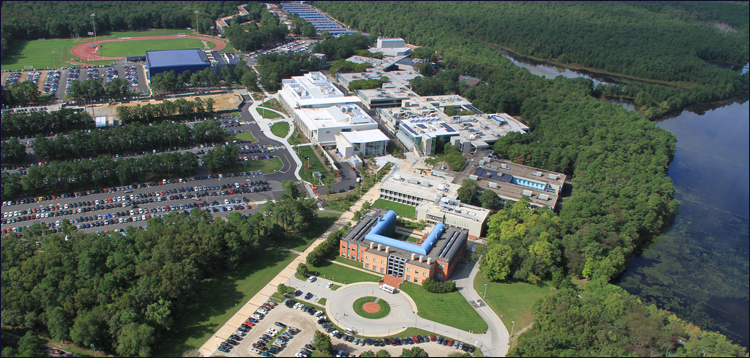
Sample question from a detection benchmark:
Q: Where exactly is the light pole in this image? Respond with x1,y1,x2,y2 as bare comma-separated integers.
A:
91,13,96,61
510,320,515,338
483,283,487,299
91,344,96,357
52,51,56,69
195,11,200,35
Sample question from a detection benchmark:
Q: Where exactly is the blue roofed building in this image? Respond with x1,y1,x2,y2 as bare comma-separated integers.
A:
340,207,477,284
145,49,211,79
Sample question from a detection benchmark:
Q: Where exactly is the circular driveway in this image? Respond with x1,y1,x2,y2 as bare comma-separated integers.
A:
326,283,417,337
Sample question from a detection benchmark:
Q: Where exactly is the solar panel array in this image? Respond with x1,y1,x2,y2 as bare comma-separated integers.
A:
401,123,417,135
282,3,358,34
441,123,456,132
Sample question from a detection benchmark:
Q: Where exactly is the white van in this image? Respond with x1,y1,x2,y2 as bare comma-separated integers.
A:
380,284,395,294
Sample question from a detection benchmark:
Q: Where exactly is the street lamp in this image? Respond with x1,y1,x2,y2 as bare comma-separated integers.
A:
510,321,515,338
195,11,200,35
91,13,96,61
483,283,487,299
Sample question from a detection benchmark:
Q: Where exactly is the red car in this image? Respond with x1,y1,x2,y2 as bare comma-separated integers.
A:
50,348,65,355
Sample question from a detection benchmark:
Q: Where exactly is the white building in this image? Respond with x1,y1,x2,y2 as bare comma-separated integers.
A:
294,104,379,147
277,71,361,114
415,197,491,238
335,129,390,167
379,167,457,206
375,37,411,57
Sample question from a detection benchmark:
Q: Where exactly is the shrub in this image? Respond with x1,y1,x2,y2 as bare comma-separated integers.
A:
422,278,456,293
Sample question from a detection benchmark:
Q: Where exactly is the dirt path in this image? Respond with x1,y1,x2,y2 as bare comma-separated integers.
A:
70,35,226,61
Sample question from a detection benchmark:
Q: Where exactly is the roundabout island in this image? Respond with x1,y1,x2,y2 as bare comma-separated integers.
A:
353,296,391,319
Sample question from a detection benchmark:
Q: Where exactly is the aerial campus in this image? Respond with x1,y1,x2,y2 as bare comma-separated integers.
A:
2,2,748,358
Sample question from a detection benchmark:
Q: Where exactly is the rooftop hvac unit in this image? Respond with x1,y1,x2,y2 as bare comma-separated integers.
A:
532,171,542,177
488,182,498,189
421,181,430,187
489,165,498,170
469,175,478,181
409,178,419,184
538,194,550,201
485,172,492,178
522,190,533,197
547,174,558,180
394,174,401,180
501,163,510,169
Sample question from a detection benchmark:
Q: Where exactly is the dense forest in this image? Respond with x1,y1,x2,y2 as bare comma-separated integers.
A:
222,3,289,53
1,195,318,356
1,109,93,139
315,1,749,120
0,1,246,54
314,1,748,353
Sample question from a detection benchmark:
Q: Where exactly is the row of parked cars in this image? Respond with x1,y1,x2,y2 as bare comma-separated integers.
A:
44,70,61,96
5,72,21,85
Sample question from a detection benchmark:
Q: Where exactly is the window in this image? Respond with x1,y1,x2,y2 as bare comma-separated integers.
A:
414,278,418,283
373,257,377,262
407,268,411,272
423,272,428,276
415,270,419,274
381,260,385,264
437,273,443,280
341,253,345,257
374,266,377,271
380,268,384,273
342,244,347,248
365,264,369,269
438,264,445,270
366,256,369,260
406,275,410,281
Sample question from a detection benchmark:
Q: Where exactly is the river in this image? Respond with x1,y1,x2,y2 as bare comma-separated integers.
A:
503,51,750,348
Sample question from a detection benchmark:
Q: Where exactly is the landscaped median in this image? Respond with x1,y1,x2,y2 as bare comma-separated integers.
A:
399,282,488,333
353,296,391,319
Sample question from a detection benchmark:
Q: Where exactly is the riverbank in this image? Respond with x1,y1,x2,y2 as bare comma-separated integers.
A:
487,41,697,89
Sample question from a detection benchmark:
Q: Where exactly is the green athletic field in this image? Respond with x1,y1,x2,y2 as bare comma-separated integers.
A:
98,38,215,57
1,29,225,71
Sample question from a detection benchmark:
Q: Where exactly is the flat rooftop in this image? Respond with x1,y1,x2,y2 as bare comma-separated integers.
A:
341,129,390,144
471,157,566,209
296,104,376,129
146,49,208,68
380,168,457,201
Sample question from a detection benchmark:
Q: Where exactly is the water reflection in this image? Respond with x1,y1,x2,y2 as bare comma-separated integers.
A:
619,99,750,348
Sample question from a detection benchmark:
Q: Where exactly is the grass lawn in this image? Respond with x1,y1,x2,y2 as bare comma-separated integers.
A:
1,29,207,71
310,260,381,285
473,272,554,334
372,199,416,219
240,157,283,173
154,247,297,357
99,38,211,57
318,298,327,305
270,121,290,137
233,131,258,142
333,255,364,268
330,284,342,291
353,296,391,319
274,212,341,252
298,146,332,184
399,282,488,333
227,111,241,118
258,107,283,119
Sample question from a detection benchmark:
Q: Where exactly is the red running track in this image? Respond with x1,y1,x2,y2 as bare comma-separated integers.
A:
70,35,226,61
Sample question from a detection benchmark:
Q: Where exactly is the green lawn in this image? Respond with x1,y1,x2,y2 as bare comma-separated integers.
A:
258,107,283,119
311,260,381,285
298,146,332,184
372,199,416,219
227,111,241,118
154,247,297,357
318,298,327,305
2,37,78,70
240,157,283,173
1,29,211,71
333,255,364,268
353,296,391,319
274,212,341,252
473,272,554,334
270,121,290,137
233,131,258,142
330,284,342,291
399,282,488,333
99,38,212,57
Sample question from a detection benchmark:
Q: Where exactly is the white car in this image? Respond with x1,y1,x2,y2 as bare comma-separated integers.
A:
307,276,317,283
326,282,333,289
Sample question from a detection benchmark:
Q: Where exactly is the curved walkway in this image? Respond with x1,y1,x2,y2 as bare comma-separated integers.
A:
245,96,301,181
70,35,226,61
